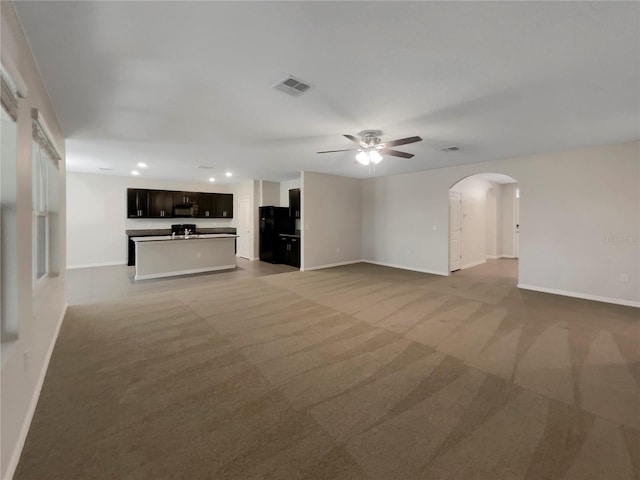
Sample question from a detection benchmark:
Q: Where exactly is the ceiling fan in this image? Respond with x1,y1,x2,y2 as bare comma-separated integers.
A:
317,130,422,165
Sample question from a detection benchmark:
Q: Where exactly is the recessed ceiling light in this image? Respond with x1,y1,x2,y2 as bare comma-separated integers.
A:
225,171,232,177
131,170,140,176
209,177,215,182
137,162,148,168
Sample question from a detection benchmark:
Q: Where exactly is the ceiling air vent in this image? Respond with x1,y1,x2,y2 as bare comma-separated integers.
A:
98,167,113,171
272,75,312,97
197,165,214,170
441,146,460,152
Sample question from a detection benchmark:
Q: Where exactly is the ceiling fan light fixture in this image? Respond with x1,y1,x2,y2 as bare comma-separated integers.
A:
356,149,383,166
356,151,370,165
321,131,422,165
369,150,383,164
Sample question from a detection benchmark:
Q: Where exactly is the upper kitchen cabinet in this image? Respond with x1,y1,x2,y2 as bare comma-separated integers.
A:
173,191,199,205
127,188,232,218
198,193,216,218
127,189,150,218
149,190,174,217
215,193,233,218
289,188,300,219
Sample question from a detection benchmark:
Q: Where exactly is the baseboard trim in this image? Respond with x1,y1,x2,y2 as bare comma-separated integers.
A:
462,259,487,270
362,260,448,277
518,284,640,308
501,255,517,259
235,254,257,261
301,260,363,272
4,303,67,480
67,260,127,269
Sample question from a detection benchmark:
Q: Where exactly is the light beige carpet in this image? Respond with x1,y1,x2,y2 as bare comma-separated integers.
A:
15,262,640,479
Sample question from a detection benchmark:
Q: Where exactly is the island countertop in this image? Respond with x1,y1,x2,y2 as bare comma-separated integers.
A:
126,227,236,236
133,234,238,242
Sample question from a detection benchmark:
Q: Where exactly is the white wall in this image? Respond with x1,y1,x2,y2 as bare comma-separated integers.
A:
66,172,235,268
1,3,68,478
362,141,639,306
302,171,362,270
279,177,301,207
259,180,280,206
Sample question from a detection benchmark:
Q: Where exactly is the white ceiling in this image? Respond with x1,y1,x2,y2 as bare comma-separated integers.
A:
475,173,517,185
14,1,640,185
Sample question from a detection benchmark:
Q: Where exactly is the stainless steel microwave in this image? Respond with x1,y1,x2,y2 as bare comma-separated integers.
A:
173,203,199,217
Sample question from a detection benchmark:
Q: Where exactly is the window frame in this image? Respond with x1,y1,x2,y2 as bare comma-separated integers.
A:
31,108,61,291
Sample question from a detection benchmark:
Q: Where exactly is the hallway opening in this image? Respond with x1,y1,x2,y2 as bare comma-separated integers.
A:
448,173,519,282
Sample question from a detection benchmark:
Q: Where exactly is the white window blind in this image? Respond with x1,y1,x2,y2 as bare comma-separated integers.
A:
1,63,22,341
31,108,60,287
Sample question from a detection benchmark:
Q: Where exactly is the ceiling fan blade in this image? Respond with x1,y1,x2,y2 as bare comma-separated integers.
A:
317,149,356,154
380,148,414,159
344,134,366,147
383,136,423,148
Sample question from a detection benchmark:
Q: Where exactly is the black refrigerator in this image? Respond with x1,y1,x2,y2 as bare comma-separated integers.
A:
259,206,294,263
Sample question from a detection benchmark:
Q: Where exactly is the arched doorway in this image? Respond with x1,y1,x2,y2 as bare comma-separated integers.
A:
449,173,519,283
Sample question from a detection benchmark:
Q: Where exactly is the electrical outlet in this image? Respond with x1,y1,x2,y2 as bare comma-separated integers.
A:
23,349,30,371
620,273,629,283
336,247,340,253
433,225,437,231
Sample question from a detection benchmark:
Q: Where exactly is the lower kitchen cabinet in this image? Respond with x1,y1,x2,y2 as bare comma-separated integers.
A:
279,235,300,268
128,236,137,265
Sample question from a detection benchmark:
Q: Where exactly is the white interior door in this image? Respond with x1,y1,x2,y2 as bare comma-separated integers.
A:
237,196,252,259
449,191,462,272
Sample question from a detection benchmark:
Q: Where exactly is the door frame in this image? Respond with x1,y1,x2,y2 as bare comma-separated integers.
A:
237,195,252,260
449,190,462,273
514,187,520,258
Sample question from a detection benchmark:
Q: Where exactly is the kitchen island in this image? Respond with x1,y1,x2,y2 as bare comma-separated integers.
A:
133,234,237,280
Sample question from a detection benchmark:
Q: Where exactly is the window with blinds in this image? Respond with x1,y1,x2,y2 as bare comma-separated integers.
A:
31,108,61,287
1,64,21,341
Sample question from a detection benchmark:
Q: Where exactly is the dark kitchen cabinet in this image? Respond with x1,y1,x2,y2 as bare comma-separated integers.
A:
127,188,233,219
198,193,215,217
173,191,199,205
127,236,137,266
289,188,301,219
215,193,233,218
280,235,300,268
127,189,150,218
149,190,174,217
